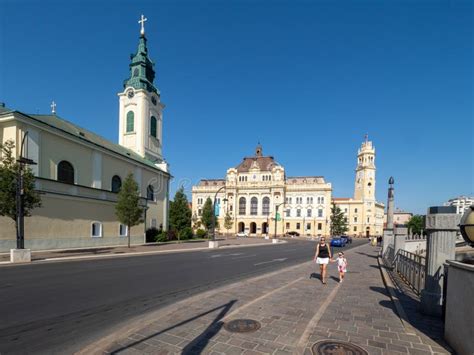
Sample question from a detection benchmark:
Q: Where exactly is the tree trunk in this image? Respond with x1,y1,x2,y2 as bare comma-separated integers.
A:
127,225,131,248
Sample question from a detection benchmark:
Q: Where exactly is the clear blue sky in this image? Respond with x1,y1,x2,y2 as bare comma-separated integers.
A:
1,0,472,214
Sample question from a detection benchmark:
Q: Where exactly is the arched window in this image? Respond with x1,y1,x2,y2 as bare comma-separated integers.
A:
126,111,134,132
150,116,157,138
239,197,246,215
111,175,122,193
133,68,139,77
250,197,258,215
147,185,155,201
262,197,270,215
57,161,74,184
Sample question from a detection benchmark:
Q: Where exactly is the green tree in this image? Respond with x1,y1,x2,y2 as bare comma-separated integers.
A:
407,215,424,235
169,187,192,238
330,203,349,236
201,197,213,231
224,212,233,235
115,173,144,248
0,140,42,233
191,212,201,230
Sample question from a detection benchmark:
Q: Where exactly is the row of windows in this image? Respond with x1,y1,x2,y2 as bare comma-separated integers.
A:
286,208,324,218
239,197,270,216
91,222,128,237
285,222,324,231
126,111,159,138
343,208,358,213
57,160,156,201
262,175,272,181
285,196,325,205
238,176,248,182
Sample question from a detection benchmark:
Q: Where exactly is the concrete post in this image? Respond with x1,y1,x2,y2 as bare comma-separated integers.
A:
382,177,395,256
420,206,461,317
393,226,407,255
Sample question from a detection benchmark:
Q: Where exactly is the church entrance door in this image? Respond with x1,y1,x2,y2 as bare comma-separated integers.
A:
238,222,245,233
262,222,268,235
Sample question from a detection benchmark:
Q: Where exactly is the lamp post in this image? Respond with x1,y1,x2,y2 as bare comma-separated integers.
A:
16,131,37,250
210,185,227,247
460,205,474,247
273,203,284,239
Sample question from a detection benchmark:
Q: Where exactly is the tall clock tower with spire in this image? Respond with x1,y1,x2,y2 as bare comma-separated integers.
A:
354,135,376,202
118,15,165,165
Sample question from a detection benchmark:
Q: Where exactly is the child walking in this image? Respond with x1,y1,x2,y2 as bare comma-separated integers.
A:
337,252,348,283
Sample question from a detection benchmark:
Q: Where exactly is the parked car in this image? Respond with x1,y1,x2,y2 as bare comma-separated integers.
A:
236,231,249,238
287,231,300,237
340,235,352,244
330,237,347,247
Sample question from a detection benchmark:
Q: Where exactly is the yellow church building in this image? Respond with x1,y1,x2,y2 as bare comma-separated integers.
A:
0,18,171,252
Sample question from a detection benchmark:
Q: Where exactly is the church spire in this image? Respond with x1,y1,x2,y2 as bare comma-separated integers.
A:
123,15,159,94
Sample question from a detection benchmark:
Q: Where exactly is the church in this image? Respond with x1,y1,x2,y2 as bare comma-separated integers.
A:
192,138,384,238
0,16,171,252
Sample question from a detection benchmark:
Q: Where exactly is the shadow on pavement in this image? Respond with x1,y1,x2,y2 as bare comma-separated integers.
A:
356,251,378,259
111,300,237,354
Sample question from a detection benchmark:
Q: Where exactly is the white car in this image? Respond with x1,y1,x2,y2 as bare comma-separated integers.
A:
236,231,249,238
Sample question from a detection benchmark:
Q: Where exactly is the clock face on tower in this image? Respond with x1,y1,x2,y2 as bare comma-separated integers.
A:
127,90,134,99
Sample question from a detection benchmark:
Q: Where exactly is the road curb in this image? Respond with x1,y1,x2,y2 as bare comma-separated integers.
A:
377,253,418,335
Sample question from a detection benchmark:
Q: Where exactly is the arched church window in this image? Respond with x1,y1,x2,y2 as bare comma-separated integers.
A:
147,185,155,201
250,197,258,215
57,161,74,184
239,197,246,215
111,175,122,193
150,116,157,138
262,197,270,215
126,111,135,132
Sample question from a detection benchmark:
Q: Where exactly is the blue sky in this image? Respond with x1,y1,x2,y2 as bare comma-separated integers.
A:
0,0,472,214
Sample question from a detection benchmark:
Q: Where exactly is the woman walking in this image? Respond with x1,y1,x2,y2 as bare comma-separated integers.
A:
314,237,332,284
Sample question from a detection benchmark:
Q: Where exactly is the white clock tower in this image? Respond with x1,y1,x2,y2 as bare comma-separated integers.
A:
118,15,164,163
354,135,376,201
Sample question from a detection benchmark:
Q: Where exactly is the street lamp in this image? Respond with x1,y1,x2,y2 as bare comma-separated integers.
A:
460,205,474,247
273,203,284,238
210,185,227,243
16,131,37,250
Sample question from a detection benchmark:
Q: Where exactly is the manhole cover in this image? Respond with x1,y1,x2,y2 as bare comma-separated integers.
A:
224,319,261,333
312,340,368,355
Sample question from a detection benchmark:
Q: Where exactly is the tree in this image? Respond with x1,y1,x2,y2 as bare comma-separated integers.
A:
115,173,144,248
0,140,41,233
191,212,201,230
407,215,424,235
330,203,348,236
169,187,192,237
224,212,233,236
201,197,213,231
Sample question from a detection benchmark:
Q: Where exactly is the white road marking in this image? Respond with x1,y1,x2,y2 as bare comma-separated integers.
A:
254,258,287,266
231,254,257,260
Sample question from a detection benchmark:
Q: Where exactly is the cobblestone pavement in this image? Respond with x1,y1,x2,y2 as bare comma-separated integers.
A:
0,237,272,262
87,244,451,355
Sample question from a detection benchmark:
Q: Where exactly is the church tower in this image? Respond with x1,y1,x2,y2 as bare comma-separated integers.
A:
354,135,376,201
118,15,164,163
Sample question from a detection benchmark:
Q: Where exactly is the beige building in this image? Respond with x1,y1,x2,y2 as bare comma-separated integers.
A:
383,208,413,227
0,23,171,252
332,139,385,237
192,145,332,237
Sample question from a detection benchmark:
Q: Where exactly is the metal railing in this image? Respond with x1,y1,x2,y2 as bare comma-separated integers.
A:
383,245,395,267
396,249,426,295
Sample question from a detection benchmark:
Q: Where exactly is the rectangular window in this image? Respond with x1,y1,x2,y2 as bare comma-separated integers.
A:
296,209,301,217
354,217,358,223
367,217,370,223
151,219,157,228
286,222,290,229
286,209,291,217
92,222,102,237
296,223,300,229
355,208,358,213
198,209,202,216
353,226,357,232
306,223,311,231
344,208,348,213
318,223,322,230
119,224,128,237
307,209,312,217
318,209,323,218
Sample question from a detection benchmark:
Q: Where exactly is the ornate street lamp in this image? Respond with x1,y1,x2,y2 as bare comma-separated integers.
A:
210,185,227,245
459,205,474,247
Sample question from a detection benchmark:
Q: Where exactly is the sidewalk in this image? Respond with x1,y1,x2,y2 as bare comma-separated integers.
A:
79,244,451,355
0,237,275,264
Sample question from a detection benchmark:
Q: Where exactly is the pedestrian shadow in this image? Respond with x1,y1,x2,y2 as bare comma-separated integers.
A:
329,276,340,283
309,272,320,280
110,300,237,354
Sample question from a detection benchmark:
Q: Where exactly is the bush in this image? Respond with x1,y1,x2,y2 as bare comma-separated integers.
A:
166,229,177,241
155,231,168,243
179,227,193,240
196,229,207,239
146,227,160,243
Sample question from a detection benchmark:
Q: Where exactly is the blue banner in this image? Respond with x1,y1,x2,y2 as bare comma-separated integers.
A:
214,203,220,216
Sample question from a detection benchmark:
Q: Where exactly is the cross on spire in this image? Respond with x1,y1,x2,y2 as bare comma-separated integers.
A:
138,14,147,36
51,101,56,114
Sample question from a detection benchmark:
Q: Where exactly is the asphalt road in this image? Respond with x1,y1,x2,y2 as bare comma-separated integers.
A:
0,238,367,354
